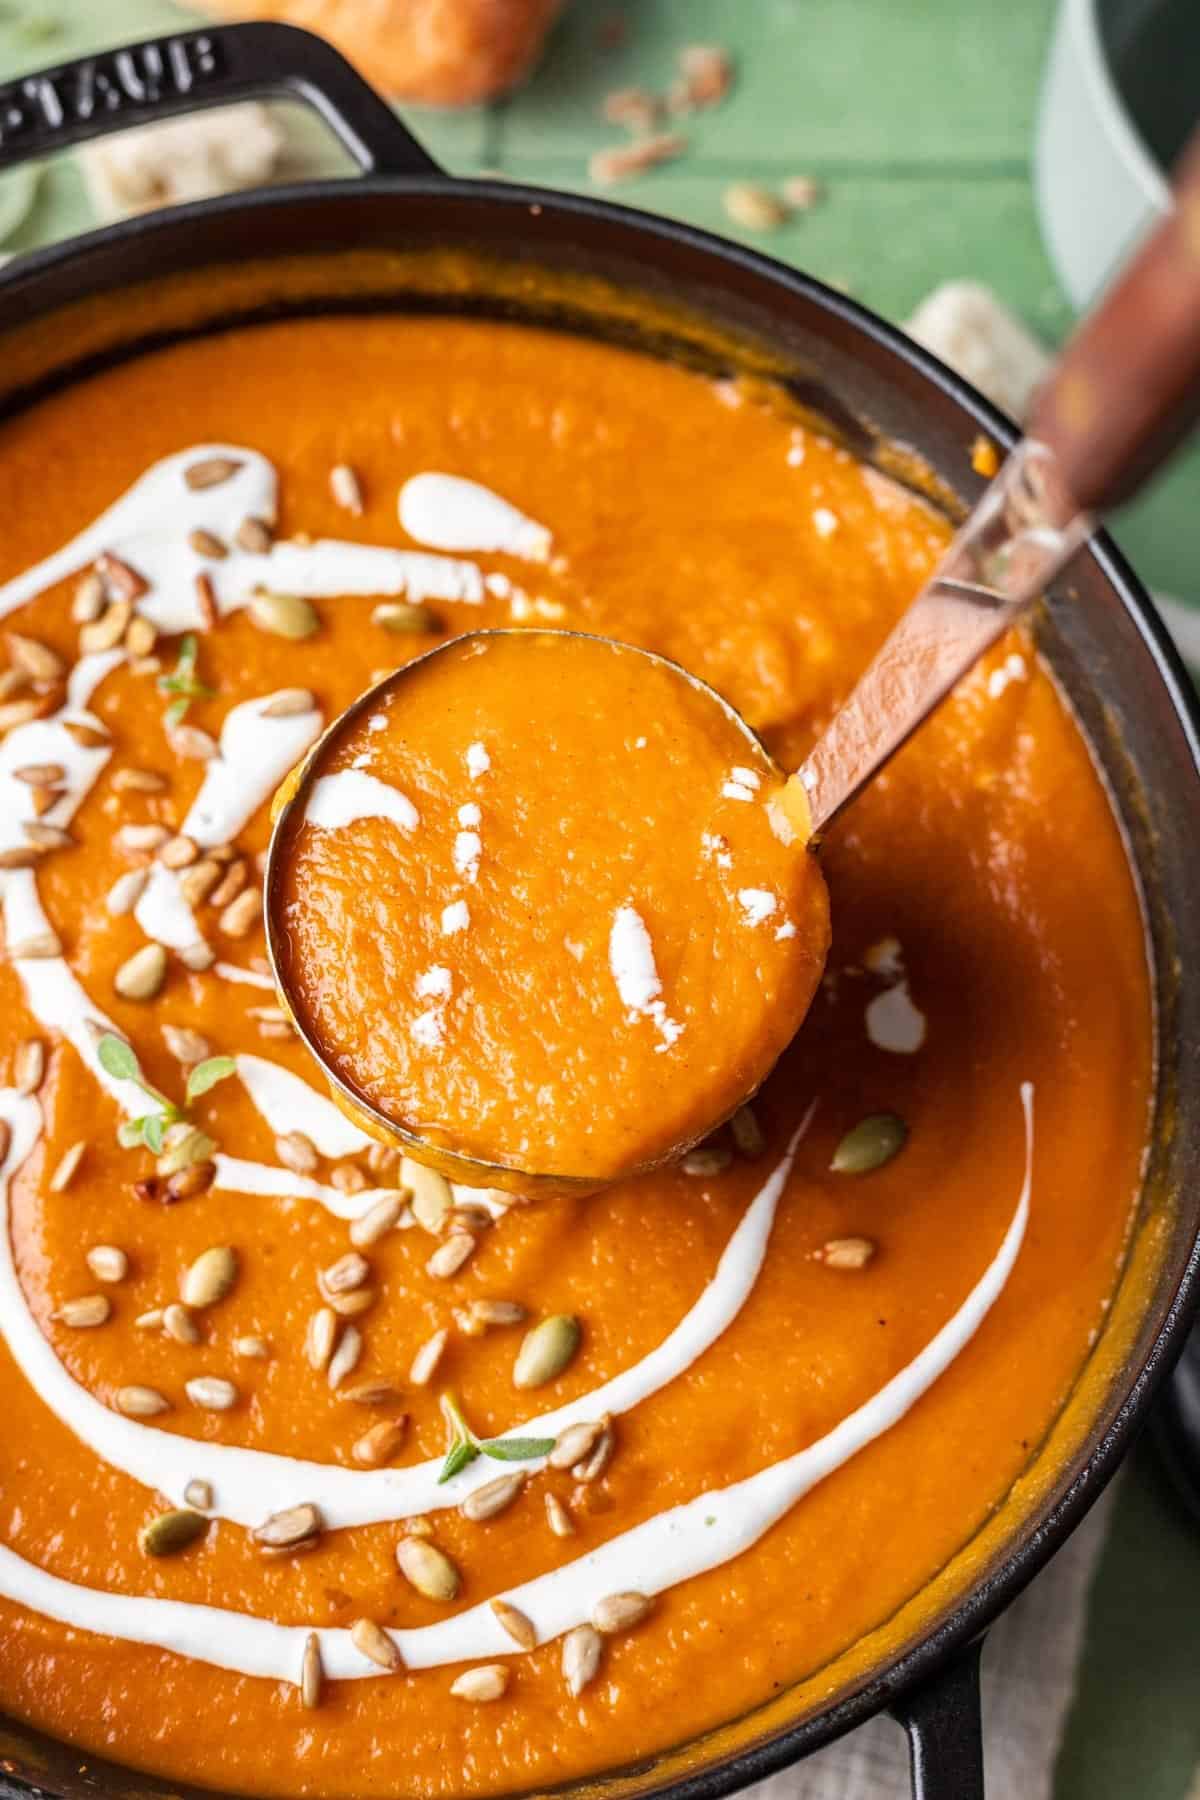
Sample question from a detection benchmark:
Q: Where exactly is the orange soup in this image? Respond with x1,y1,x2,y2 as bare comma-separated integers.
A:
0,311,1150,1798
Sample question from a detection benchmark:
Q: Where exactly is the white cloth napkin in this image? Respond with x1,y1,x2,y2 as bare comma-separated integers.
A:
749,1484,1116,1800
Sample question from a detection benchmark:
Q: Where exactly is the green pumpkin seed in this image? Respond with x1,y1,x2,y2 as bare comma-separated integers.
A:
248,591,320,640
830,1113,908,1175
396,1535,460,1601
139,1508,208,1557
513,1315,581,1390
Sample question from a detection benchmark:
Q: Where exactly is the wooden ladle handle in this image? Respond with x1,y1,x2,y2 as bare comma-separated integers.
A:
1028,125,1200,514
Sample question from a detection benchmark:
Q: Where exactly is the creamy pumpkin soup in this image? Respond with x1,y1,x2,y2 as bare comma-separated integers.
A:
270,630,830,1185
0,312,1150,1799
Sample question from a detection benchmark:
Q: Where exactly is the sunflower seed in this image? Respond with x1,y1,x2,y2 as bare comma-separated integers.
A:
73,571,106,622
352,1416,409,1467
350,1617,402,1671
307,1308,338,1371
329,1287,377,1319
0,845,45,869
14,762,64,787
54,1294,110,1327
340,1379,404,1407
300,1632,322,1708
330,463,364,515
125,615,157,658
186,1375,238,1411
117,1384,172,1421
589,133,687,185
592,1591,654,1635
80,598,134,654
724,182,788,230
321,1251,369,1296
185,455,241,490
372,601,442,635
681,1145,732,1176
513,1315,581,1390
234,1334,271,1359
22,820,72,851
139,1508,208,1556
117,822,170,856
349,1191,405,1248
549,1420,603,1471
450,1664,509,1702
14,1038,45,1095
179,858,222,907
260,688,315,719
219,888,262,937
327,1325,362,1390
192,571,218,632
427,1232,476,1280
0,1120,8,1168
402,1158,453,1233
254,1503,322,1549
163,1301,202,1344
114,943,168,1001
409,1327,448,1386
236,515,274,554
168,723,218,761
248,591,319,640
182,1246,238,1309
562,1624,602,1696
461,1471,525,1523
184,1478,213,1510
572,1415,614,1483
819,1235,877,1270
489,1598,536,1650
186,527,226,560
159,834,199,870
8,930,62,960
0,699,46,733
677,42,734,107
469,1298,527,1329
7,632,64,682
330,1161,367,1195
176,941,215,973
545,1493,575,1538
134,1308,165,1332
830,1114,908,1175
165,1160,217,1202
396,1536,460,1601
162,1023,210,1067
28,784,59,817
86,1244,128,1284
49,1140,86,1191
106,867,150,915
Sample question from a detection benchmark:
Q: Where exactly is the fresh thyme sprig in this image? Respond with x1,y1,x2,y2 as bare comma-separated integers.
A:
436,1392,555,1484
97,1032,234,1153
158,633,215,728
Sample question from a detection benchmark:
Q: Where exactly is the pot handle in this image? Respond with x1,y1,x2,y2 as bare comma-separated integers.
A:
890,1638,985,1800
0,21,440,181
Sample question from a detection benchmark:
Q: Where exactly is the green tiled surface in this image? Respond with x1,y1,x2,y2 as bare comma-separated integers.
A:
1,3,1198,1797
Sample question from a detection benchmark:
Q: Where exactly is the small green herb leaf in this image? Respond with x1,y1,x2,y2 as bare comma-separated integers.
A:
117,1118,147,1149
830,1113,908,1175
186,1056,237,1102
97,1033,140,1083
479,1436,556,1464
142,1114,167,1155
438,1440,480,1485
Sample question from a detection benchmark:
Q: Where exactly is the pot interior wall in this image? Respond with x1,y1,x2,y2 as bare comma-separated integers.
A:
0,194,1197,1800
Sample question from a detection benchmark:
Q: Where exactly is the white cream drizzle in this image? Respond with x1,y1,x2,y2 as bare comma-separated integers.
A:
0,448,487,632
305,769,419,836
609,906,684,1047
235,1054,370,1157
737,888,778,927
399,472,551,562
0,1087,1033,1680
0,651,120,859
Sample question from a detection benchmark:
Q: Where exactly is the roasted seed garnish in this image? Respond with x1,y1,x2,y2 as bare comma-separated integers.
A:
371,601,442,635
162,1023,211,1067
114,943,168,1001
13,762,64,787
307,1307,338,1372
469,1298,527,1329
352,1416,409,1467
139,1508,208,1556
160,833,199,870
117,822,171,856
450,1664,509,1702
14,1038,45,1095
185,1376,238,1411
80,597,135,654
330,463,364,515
818,1235,877,1270
179,858,223,907
0,698,47,734
350,1617,402,1671
134,1308,165,1331
188,527,227,560
571,1414,614,1483
340,1379,405,1407
236,515,273,554
234,1334,271,1359
106,867,150,915
53,1294,110,1328
396,1535,460,1601
8,930,62,960
185,455,241,490
402,1158,453,1233
461,1471,526,1522
549,1420,603,1471
300,1632,322,1709
0,1119,9,1169
86,1244,128,1284
248,591,319,640
730,1105,766,1159
327,1285,376,1318
427,1232,477,1280
589,132,687,185
330,1160,367,1195
592,1591,654,1634
410,1327,449,1386
723,182,788,231
321,1251,370,1295
219,888,262,937
7,632,65,682
275,1129,318,1175
0,845,46,870
681,1145,732,1176
177,940,216,972
490,1598,536,1650
182,1245,238,1309
163,1301,202,1344
184,1478,213,1510
168,723,218,761
562,1624,603,1696
254,1503,322,1549
349,1190,406,1248
125,614,157,658
49,1140,86,1192
260,688,315,719
327,1325,363,1390
513,1314,581,1390
73,571,106,622
21,820,72,851
830,1113,908,1175
545,1493,575,1538
117,1385,171,1418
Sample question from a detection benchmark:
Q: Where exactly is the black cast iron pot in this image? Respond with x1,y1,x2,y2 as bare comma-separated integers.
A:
0,23,1197,1800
